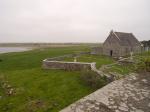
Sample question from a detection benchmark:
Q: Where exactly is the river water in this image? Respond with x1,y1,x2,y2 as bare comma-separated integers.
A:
0,47,31,54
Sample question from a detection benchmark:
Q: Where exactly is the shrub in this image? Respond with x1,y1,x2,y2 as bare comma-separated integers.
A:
136,58,150,72
80,70,107,89
145,58,150,71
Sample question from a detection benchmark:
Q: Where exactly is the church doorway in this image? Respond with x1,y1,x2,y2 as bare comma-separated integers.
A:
110,50,113,56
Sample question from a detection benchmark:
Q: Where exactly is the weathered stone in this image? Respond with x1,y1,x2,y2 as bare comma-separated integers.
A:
60,72,150,112
135,109,144,112
43,60,93,71
141,79,147,83
102,31,141,57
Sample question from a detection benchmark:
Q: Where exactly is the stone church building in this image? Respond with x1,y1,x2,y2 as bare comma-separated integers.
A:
103,30,141,56
92,30,142,57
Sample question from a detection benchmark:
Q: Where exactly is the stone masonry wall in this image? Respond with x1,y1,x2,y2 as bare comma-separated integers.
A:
91,47,103,55
60,72,150,112
42,60,93,71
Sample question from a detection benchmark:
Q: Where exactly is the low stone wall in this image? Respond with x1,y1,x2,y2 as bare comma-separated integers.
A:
91,47,103,55
42,60,94,71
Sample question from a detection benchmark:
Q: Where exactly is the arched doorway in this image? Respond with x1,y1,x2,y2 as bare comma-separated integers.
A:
110,50,113,56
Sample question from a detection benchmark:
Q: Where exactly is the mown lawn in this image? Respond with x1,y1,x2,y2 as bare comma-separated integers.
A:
0,46,95,112
64,54,114,68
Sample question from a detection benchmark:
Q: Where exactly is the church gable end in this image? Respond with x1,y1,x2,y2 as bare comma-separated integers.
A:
103,30,141,57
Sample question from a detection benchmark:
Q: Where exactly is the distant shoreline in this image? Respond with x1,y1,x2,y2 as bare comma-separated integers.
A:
0,43,101,48
0,47,32,54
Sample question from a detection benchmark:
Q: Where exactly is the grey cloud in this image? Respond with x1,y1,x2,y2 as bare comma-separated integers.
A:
0,0,149,43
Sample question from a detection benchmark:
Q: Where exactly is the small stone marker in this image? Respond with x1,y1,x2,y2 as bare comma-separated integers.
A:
130,52,133,60
74,57,77,62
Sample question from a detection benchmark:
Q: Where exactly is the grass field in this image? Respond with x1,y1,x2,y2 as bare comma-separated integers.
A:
0,46,95,112
63,54,114,68
0,45,149,112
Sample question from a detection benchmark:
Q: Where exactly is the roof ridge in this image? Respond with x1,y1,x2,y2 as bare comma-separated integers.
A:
113,32,120,40
114,32,132,34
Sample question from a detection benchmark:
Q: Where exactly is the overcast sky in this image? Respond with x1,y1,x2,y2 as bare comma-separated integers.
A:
0,0,149,43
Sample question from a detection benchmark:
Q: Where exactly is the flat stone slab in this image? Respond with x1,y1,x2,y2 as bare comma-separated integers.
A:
60,72,150,112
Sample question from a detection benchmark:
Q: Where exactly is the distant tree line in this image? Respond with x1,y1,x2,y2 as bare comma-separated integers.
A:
141,40,150,47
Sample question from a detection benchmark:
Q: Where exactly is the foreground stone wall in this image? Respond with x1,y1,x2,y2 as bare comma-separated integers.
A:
60,72,150,112
42,60,94,71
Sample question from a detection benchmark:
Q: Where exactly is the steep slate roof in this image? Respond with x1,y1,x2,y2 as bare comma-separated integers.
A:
113,31,141,46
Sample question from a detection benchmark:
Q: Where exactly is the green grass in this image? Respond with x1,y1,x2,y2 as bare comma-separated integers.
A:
106,51,150,75
0,46,148,112
135,51,150,60
64,54,114,68
108,64,135,75
0,46,94,112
